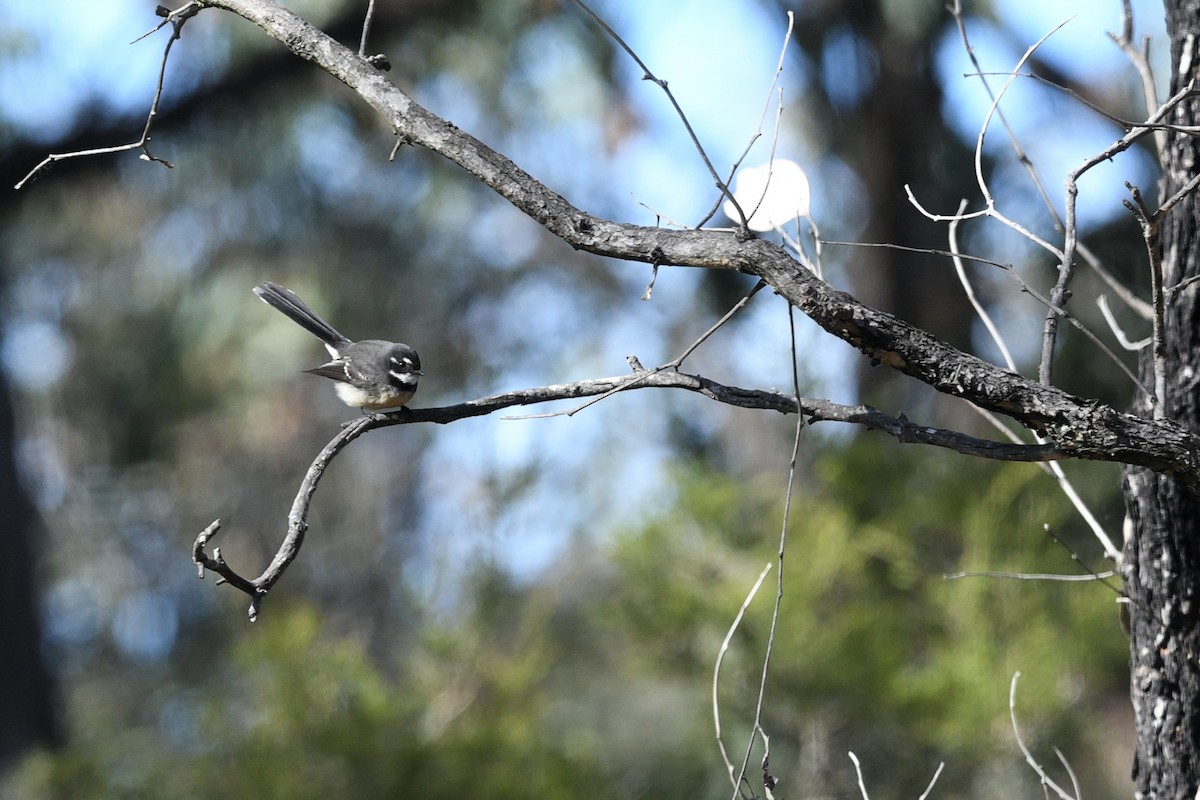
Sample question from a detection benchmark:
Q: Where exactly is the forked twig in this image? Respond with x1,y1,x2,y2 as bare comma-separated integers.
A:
944,2,1168,369
952,0,1162,323
509,279,768,419
194,415,374,620
1122,175,1200,419
15,3,199,189
1046,80,1195,386
949,0,1058,222
1009,673,1077,800
1110,0,1167,163
698,12,796,229
965,21,1072,258
714,563,773,793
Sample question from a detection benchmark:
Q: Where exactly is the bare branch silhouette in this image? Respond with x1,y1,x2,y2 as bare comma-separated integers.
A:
194,367,1077,618
15,3,199,189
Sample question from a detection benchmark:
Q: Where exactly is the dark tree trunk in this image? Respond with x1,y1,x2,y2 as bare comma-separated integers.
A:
1122,1,1200,795
0,366,57,766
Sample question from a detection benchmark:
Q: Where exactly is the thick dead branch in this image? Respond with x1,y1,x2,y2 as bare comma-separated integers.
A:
188,0,1200,492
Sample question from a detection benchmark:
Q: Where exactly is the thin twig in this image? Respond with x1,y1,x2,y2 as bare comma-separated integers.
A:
1167,272,1200,295
822,239,1013,270
569,0,748,228
1009,673,1077,800
968,20,1072,255
957,15,1081,385
356,0,390,69
194,415,375,620
904,185,1062,258
968,70,1196,133
698,12,796,228
969,406,1122,560
1044,523,1126,597
918,763,946,800
1054,748,1082,800
1158,168,1200,217
802,214,824,279
848,752,870,800
1044,80,1196,385
945,570,1117,581
195,370,1073,618
731,304,805,800
1096,295,1150,350
714,563,773,793
950,0,1059,222
485,373,1066,463
1124,183,1170,418
949,199,1016,370
740,99,788,233
1110,0,1167,163
358,0,376,56
529,279,767,418
1080,241,1154,320
15,3,198,189
1049,461,1122,560
822,239,1150,395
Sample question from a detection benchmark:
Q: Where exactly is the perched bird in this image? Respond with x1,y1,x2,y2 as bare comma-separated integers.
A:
253,281,421,411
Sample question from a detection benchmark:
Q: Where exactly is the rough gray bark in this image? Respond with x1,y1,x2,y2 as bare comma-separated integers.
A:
1123,2,1200,795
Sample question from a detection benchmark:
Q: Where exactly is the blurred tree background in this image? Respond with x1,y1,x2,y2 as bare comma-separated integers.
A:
0,0,1162,797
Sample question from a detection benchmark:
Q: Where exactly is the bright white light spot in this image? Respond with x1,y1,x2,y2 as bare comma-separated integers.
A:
724,159,812,232
1,319,72,391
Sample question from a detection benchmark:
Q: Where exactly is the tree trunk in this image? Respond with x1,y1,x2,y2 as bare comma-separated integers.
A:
1122,1,1200,795
0,366,56,766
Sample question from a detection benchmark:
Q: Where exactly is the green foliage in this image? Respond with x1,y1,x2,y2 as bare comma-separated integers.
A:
8,605,612,800
606,441,1128,796
6,438,1129,799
